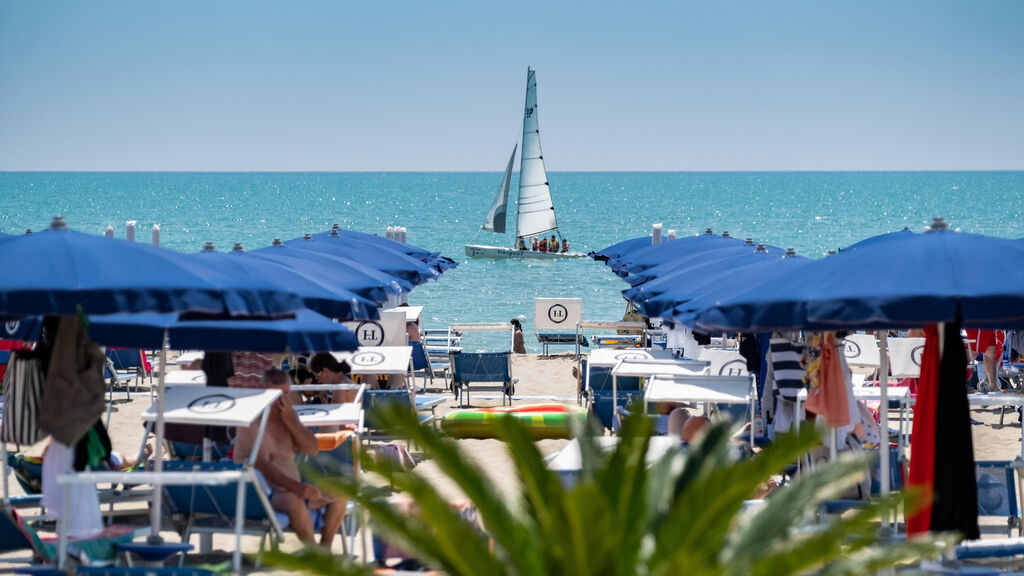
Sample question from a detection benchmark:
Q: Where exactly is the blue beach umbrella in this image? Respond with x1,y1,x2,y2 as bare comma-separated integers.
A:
190,247,379,320
88,309,358,353
0,218,306,545
625,241,785,288
589,235,653,262
634,249,807,319
0,219,303,317
285,235,438,286
313,227,458,273
670,255,813,326
248,243,412,301
691,223,1024,333
609,233,743,277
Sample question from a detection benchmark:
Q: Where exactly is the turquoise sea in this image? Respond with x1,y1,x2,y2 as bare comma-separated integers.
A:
1,171,1022,351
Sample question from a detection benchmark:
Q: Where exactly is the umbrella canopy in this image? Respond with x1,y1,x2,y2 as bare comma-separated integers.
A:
691,225,1024,332
87,309,358,353
190,249,379,320
634,252,810,321
625,241,781,287
284,235,438,286
609,233,743,277
312,227,457,273
248,244,411,301
589,235,653,262
0,220,303,317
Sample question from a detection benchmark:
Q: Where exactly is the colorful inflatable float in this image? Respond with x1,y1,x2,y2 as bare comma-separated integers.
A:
441,403,586,440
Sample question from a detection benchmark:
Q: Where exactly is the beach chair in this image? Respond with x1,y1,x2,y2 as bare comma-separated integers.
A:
534,298,587,356
410,341,449,392
104,349,148,396
888,337,925,379
160,460,284,568
586,366,643,432
5,505,139,567
450,351,514,406
841,333,880,385
362,389,435,444
975,461,1022,538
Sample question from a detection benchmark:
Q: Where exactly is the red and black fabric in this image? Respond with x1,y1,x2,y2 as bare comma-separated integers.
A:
907,324,940,535
929,320,978,539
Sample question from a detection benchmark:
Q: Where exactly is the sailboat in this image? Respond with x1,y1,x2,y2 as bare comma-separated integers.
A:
465,67,584,259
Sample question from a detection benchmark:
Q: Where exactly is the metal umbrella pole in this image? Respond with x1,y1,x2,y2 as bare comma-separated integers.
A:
148,328,169,543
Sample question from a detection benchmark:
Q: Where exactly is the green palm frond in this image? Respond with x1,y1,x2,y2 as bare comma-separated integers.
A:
275,404,936,576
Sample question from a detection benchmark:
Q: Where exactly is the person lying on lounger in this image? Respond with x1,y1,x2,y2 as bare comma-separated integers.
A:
233,368,347,549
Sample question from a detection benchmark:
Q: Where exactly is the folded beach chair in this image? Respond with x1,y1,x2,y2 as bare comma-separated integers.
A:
410,341,449,392
450,351,514,406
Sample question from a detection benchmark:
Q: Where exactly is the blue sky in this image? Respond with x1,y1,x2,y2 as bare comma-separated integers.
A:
1,1,1021,171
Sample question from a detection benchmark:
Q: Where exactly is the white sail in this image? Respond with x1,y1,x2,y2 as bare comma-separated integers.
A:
516,67,559,239
482,144,517,234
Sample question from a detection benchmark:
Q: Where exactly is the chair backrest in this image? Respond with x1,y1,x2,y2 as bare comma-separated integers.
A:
587,366,642,392
161,460,270,521
888,338,925,378
697,349,749,377
106,348,142,370
842,334,881,371
533,298,582,332
451,351,510,384
362,389,415,431
976,460,1020,520
591,391,643,431
0,508,32,553
0,350,10,365
410,341,428,371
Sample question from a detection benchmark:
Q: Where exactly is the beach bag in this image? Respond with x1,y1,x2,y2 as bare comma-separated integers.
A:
1,351,45,446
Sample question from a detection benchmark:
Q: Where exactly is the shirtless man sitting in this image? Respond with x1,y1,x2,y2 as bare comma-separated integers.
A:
233,368,347,549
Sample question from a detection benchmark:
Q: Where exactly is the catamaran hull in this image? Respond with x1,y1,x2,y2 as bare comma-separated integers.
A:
465,244,586,259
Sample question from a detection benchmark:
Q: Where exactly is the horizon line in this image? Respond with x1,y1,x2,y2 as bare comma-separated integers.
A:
2,169,1023,174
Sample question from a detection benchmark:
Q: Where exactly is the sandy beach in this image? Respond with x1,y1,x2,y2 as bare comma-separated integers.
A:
2,350,1023,572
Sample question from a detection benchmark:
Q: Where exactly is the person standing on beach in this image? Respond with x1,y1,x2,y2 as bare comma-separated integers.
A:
511,319,526,354
233,369,347,550
965,329,1005,391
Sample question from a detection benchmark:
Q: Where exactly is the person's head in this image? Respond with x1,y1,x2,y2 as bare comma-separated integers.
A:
260,368,291,390
551,235,556,241
309,353,349,383
511,318,522,331
289,366,315,385
681,415,710,444
667,408,691,439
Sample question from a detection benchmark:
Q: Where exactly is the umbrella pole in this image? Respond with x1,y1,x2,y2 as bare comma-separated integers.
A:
148,329,168,543
879,332,891,529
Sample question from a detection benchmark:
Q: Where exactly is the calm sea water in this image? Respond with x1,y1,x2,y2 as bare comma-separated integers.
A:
1,171,1022,351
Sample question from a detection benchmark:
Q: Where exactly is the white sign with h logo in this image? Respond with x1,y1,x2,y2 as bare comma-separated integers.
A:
344,309,407,347
533,298,582,332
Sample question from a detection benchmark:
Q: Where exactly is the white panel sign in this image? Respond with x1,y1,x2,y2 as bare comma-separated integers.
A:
534,298,582,331
142,387,281,427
